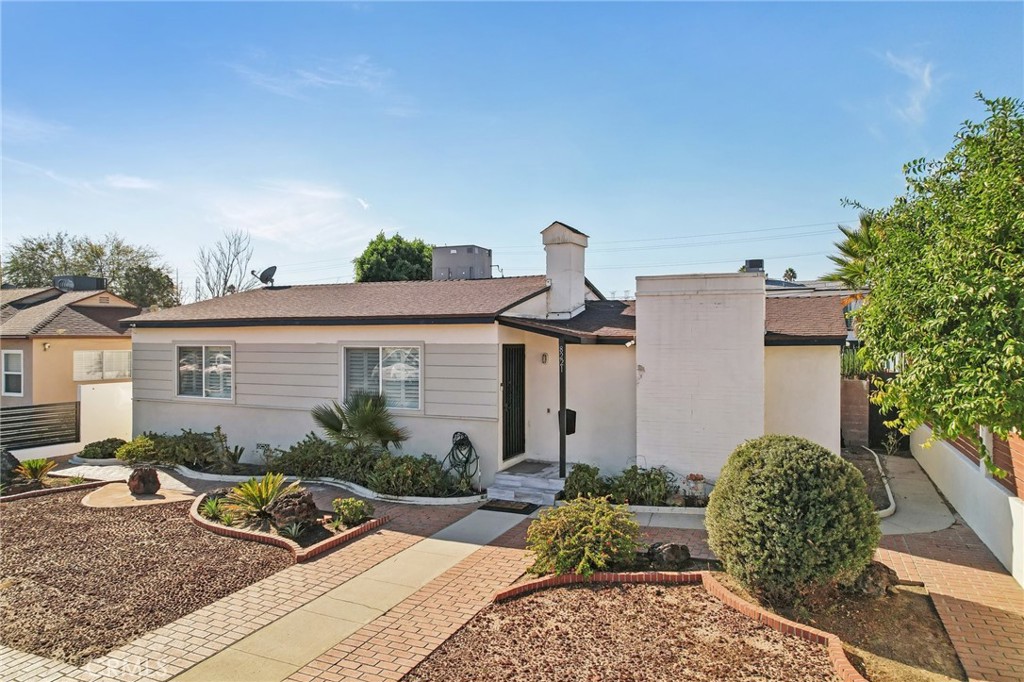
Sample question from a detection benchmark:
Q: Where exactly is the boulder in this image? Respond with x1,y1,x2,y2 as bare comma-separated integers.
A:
127,466,161,495
1,449,22,485
268,489,319,528
848,561,899,598
647,542,691,569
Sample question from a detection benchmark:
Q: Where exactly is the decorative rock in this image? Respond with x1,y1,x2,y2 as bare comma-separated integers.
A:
267,489,318,528
647,542,691,569
1,449,22,484
848,561,899,597
127,466,161,495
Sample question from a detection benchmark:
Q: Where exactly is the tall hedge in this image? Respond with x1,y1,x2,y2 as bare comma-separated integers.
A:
706,435,880,603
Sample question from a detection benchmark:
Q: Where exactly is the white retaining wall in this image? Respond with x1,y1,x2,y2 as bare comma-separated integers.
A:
911,426,1023,587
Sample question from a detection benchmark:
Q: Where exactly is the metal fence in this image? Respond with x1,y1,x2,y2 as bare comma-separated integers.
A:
0,402,81,451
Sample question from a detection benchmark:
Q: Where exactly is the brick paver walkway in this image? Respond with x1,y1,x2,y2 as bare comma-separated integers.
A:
878,522,1024,682
286,521,533,682
0,501,476,682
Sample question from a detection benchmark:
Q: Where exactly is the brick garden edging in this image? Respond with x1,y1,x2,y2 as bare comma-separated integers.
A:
0,479,107,502
188,493,390,562
493,571,869,682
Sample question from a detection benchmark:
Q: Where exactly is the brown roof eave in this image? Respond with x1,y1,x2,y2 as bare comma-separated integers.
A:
123,314,501,329
764,333,846,347
496,316,634,345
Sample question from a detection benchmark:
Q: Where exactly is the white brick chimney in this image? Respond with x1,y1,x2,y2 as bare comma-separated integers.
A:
542,221,588,319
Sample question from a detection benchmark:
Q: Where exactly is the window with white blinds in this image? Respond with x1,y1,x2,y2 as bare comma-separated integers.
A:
345,346,420,410
2,350,24,396
73,350,133,381
177,345,232,399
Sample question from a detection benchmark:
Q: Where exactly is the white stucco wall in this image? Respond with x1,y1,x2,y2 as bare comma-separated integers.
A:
764,345,841,453
911,426,1023,586
496,326,636,474
635,273,765,479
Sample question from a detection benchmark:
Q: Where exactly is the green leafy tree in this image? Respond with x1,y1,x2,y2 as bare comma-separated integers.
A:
854,94,1024,474
2,232,177,306
782,267,797,282
353,232,432,282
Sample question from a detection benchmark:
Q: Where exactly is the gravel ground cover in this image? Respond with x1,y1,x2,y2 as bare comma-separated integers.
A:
842,449,891,511
0,490,292,665
405,583,840,682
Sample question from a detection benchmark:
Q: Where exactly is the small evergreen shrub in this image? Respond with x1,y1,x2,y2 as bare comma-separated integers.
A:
364,453,454,497
706,434,881,604
333,497,374,527
226,473,299,519
526,496,643,577
607,465,678,506
115,436,160,465
80,438,126,459
562,463,608,500
271,433,343,479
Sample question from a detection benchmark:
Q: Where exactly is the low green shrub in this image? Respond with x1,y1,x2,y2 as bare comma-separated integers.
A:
66,475,87,485
526,496,643,577
277,521,306,540
80,438,126,459
142,427,242,471
706,434,881,605
271,433,342,478
562,463,608,500
200,496,225,522
15,458,57,481
333,497,374,527
115,436,161,465
364,453,453,497
226,472,299,519
607,465,678,506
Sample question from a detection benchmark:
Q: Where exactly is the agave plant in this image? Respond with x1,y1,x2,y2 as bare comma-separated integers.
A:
200,496,225,522
277,521,307,540
225,472,299,519
311,393,410,450
15,458,57,481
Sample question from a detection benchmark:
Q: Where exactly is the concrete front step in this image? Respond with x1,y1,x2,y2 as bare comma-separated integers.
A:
487,486,559,506
492,473,566,493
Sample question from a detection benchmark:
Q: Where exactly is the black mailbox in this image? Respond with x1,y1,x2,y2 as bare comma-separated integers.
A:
560,408,577,436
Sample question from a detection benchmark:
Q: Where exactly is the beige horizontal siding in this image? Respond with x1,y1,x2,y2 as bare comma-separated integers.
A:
235,350,337,365
235,343,339,409
132,344,174,400
424,344,498,420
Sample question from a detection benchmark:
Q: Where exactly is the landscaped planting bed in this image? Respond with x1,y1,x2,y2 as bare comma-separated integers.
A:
842,449,892,511
404,583,840,682
0,489,292,665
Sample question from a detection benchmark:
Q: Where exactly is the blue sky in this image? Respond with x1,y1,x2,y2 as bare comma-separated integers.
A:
3,2,1021,297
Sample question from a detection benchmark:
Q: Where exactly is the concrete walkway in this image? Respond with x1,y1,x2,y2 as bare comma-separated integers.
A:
172,510,527,682
51,463,201,493
880,455,955,535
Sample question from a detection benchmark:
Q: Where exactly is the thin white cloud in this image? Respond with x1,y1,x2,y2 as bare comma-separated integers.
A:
231,55,391,99
883,52,936,125
2,110,68,143
104,174,160,190
3,156,96,192
210,180,379,251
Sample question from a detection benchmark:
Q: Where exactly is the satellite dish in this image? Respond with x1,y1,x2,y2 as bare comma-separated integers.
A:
252,266,277,286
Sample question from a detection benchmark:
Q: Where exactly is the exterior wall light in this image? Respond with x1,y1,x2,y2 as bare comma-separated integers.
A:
541,352,548,364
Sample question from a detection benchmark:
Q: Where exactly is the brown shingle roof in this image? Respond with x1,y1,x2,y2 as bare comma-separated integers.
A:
0,287,59,307
765,295,848,343
123,276,550,327
499,301,636,343
0,291,139,338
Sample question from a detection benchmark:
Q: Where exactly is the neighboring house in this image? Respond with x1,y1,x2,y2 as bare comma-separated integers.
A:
766,278,866,345
0,281,140,408
122,222,847,488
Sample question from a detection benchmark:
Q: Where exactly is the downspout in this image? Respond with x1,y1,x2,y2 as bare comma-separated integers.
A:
558,337,567,478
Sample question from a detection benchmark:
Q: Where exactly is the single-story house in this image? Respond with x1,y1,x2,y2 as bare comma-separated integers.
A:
122,222,847,488
1,281,140,408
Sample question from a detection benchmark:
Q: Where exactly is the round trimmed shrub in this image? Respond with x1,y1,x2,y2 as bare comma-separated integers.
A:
562,463,608,500
706,434,880,604
526,496,643,577
81,437,127,459
115,436,158,465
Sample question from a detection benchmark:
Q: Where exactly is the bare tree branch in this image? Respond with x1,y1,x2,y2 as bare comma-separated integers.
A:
195,229,258,299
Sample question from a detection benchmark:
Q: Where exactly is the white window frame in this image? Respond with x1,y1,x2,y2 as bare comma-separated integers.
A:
174,343,235,402
341,343,423,413
73,350,133,381
1,350,24,397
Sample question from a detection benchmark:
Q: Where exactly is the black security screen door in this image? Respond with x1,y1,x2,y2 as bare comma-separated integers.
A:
502,344,526,460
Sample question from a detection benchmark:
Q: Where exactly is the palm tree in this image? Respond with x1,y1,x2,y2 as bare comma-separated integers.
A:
822,212,879,290
311,393,411,450
782,267,797,282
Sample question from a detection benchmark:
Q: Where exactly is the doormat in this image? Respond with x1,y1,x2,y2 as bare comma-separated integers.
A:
479,500,540,515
